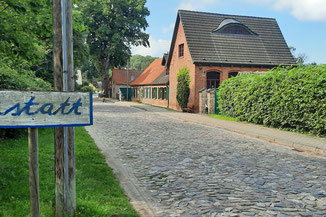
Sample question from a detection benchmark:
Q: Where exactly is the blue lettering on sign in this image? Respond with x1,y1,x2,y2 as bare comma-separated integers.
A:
52,97,71,115
38,103,54,115
0,96,83,116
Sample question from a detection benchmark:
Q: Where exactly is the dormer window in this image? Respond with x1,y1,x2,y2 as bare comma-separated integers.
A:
213,18,257,36
220,25,251,35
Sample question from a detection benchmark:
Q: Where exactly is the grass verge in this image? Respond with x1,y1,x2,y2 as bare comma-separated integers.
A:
208,114,239,122
0,127,139,217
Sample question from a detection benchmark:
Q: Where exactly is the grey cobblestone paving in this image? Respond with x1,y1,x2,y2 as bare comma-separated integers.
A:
86,101,326,217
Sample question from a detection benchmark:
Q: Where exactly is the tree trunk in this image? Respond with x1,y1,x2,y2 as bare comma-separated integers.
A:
101,59,110,97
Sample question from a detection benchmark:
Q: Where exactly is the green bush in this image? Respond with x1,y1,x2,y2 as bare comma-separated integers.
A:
80,85,94,93
176,67,190,109
0,66,52,91
219,65,326,135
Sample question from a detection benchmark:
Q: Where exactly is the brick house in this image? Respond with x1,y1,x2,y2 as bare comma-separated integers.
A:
130,57,169,107
166,10,296,112
111,69,142,99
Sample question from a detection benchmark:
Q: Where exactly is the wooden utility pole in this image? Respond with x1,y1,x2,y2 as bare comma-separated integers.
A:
28,128,40,217
65,0,76,214
53,0,66,216
126,61,129,101
53,0,75,216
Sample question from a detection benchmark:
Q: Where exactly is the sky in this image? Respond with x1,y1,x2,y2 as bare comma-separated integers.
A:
131,0,326,64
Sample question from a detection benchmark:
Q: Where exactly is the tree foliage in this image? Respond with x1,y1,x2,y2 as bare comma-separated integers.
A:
176,67,190,109
0,0,89,85
0,0,150,95
0,66,51,91
82,0,150,96
129,54,158,70
219,65,326,135
0,0,52,70
289,46,307,64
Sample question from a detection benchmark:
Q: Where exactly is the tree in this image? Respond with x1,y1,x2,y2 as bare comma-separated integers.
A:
80,59,100,83
83,0,150,97
289,46,307,64
0,0,52,70
0,0,89,84
176,67,190,109
130,54,158,70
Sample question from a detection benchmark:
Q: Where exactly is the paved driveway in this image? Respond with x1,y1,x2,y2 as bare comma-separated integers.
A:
86,100,326,217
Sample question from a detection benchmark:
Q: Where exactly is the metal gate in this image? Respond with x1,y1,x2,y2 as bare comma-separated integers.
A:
120,88,131,101
215,89,220,114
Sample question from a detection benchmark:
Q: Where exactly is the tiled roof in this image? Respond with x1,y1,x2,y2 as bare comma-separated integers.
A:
112,69,142,85
151,71,169,85
168,10,296,67
130,58,166,86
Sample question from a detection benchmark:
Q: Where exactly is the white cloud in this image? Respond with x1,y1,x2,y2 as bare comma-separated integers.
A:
244,0,326,22
177,0,220,11
177,2,197,11
162,23,175,34
131,36,170,57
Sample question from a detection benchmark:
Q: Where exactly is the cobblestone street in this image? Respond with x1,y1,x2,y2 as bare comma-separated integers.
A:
86,100,326,217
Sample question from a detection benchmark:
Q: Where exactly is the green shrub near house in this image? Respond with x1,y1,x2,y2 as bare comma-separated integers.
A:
219,65,326,135
80,85,94,93
177,67,190,109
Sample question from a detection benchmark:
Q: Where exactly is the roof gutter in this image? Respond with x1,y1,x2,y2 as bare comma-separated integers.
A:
194,62,296,68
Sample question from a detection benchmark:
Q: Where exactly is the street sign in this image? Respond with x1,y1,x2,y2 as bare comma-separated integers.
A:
0,91,93,128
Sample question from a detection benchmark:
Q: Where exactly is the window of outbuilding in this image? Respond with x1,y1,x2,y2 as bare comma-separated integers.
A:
228,72,239,78
158,88,161,99
163,88,166,100
179,44,184,58
206,71,220,89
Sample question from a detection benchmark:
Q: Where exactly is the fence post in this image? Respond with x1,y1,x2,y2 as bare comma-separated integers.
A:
28,128,40,217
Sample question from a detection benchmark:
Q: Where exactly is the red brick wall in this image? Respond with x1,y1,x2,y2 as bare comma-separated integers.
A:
168,21,271,112
169,22,196,111
132,86,168,108
194,66,269,112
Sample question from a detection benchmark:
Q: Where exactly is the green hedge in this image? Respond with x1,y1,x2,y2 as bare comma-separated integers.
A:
219,65,326,135
0,66,51,91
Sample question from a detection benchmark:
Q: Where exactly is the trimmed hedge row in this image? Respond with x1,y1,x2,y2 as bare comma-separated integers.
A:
219,65,326,135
